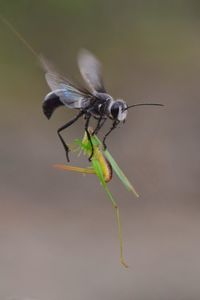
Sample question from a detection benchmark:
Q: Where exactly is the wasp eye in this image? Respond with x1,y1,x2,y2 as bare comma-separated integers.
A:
111,103,119,119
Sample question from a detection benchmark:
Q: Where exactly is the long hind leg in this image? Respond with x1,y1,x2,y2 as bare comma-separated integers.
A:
57,111,84,161
84,114,94,161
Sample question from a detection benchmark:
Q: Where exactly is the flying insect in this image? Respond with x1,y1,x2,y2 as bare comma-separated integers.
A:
41,50,163,161
0,16,163,162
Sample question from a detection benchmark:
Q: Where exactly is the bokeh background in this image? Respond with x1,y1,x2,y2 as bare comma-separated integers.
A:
0,1,200,299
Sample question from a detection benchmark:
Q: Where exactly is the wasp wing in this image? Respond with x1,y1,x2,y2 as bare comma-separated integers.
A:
78,49,106,94
40,55,92,111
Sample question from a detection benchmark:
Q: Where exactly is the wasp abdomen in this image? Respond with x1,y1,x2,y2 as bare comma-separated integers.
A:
43,92,64,119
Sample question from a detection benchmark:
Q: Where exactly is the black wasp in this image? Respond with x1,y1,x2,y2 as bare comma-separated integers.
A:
41,49,162,161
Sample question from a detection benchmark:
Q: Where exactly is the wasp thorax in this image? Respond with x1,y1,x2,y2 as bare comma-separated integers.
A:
110,100,128,121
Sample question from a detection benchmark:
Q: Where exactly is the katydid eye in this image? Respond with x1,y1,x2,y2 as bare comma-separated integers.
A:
111,103,119,119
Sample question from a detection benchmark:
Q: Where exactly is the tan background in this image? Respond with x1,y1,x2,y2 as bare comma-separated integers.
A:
0,1,200,299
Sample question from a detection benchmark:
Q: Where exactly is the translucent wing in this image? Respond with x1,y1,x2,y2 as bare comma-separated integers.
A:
78,49,106,94
40,55,91,108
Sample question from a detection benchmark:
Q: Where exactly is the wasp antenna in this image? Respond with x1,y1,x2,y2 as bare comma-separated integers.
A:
124,103,164,111
0,14,38,58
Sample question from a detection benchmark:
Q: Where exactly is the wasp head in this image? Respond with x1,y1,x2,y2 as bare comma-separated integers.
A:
110,99,128,122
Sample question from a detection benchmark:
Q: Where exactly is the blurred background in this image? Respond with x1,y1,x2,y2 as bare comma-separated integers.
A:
0,1,200,299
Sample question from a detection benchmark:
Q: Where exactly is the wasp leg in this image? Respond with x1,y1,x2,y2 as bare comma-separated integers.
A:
92,117,107,135
57,111,84,162
84,114,94,161
102,120,119,150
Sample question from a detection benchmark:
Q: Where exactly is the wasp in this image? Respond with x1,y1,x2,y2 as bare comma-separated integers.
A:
0,16,163,162
41,49,163,161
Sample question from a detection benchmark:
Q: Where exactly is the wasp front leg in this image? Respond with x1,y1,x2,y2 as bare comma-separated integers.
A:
102,120,119,150
92,116,107,136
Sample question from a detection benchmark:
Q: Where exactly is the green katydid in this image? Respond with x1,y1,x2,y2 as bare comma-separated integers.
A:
54,129,139,268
